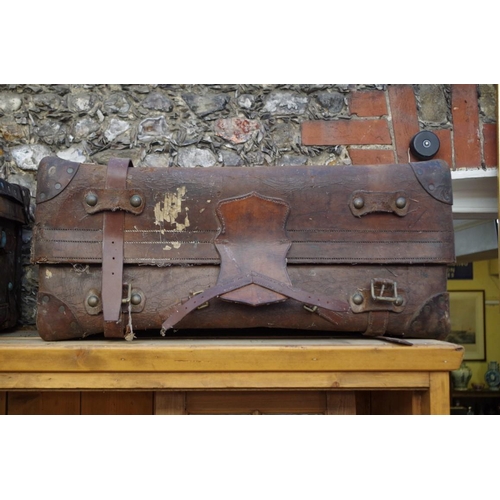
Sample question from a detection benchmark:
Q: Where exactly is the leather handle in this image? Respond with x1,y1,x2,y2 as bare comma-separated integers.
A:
160,271,349,335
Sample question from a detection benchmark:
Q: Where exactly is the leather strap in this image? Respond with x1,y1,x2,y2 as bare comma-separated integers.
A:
160,192,350,334
363,311,390,336
102,158,132,338
160,271,349,334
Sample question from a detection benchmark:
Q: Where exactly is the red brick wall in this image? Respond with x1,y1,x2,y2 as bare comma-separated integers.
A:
302,84,497,169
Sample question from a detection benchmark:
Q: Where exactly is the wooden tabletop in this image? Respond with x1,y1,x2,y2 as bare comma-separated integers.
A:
0,330,463,393
0,330,464,373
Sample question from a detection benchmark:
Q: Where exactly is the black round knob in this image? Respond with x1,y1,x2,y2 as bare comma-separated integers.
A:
410,131,440,160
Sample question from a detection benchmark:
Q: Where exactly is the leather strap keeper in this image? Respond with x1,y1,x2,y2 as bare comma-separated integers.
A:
83,188,145,215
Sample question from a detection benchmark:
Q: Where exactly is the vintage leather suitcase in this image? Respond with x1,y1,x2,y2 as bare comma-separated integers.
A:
0,178,31,330
32,156,454,341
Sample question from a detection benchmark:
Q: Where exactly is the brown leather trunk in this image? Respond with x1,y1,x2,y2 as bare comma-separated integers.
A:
0,179,31,330
32,157,455,341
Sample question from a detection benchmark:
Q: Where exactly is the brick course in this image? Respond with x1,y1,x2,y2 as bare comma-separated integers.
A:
349,91,387,117
348,148,395,165
301,84,496,170
451,84,482,168
301,119,392,146
387,85,421,163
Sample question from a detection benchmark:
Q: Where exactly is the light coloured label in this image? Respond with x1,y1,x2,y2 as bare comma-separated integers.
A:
154,186,190,232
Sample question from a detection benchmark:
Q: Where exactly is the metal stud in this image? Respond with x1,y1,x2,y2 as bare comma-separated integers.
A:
130,195,143,208
130,293,142,305
353,197,364,209
8,282,14,291
352,293,364,305
87,295,100,307
85,193,98,206
395,196,407,209
395,297,404,307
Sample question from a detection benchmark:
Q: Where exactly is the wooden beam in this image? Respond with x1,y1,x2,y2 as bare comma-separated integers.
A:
0,392,6,414
154,392,186,415
185,391,326,415
422,372,450,415
326,391,356,415
0,337,465,374
0,371,430,391
81,391,153,415
7,392,80,415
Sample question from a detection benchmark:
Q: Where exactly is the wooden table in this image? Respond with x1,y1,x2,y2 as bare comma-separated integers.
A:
0,331,463,415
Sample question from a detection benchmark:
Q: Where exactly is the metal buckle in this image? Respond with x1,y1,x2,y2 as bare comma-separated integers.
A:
370,279,399,303
121,283,132,304
192,290,209,310
303,304,318,313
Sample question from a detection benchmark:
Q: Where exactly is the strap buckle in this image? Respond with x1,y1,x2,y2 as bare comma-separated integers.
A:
371,279,400,303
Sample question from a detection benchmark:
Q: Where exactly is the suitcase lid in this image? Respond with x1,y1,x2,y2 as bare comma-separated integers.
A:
32,157,455,265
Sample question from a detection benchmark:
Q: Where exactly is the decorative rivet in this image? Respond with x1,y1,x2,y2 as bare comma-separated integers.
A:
130,195,143,208
352,293,364,305
40,192,46,200
428,184,435,191
55,183,62,190
130,293,142,305
353,197,364,209
8,282,14,291
85,193,98,206
67,167,74,174
87,295,99,307
395,196,407,209
395,297,404,306
58,305,65,313
42,295,50,303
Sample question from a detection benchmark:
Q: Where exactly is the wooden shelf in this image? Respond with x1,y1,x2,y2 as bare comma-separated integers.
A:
0,330,464,414
451,389,500,415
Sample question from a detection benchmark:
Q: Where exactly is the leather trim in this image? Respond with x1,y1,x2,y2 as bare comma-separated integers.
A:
36,156,80,203
410,160,453,205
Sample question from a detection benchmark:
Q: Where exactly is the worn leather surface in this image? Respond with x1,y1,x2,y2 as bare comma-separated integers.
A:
33,157,455,340
33,160,455,265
